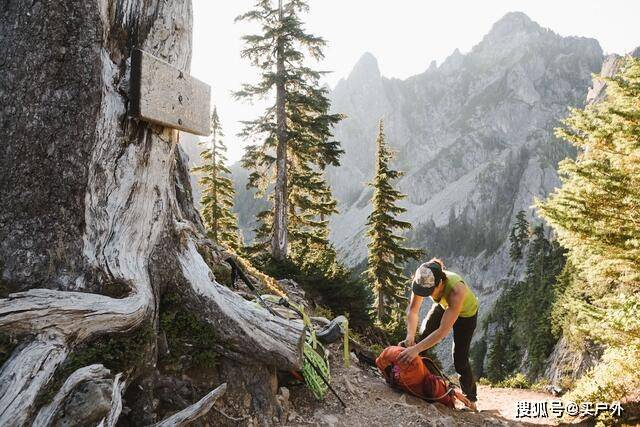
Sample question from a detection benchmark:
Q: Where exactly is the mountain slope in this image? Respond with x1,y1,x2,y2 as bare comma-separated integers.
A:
328,12,602,268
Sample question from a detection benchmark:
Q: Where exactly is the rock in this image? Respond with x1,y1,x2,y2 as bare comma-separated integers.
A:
53,379,112,427
243,393,252,409
398,393,408,405
318,413,339,426
544,335,602,385
278,386,290,404
433,415,456,426
344,378,356,395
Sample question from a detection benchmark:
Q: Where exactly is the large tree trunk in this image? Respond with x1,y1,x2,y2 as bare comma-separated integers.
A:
272,0,288,261
0,1,304,425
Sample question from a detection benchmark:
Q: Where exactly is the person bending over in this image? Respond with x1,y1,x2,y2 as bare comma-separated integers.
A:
398,258,479,409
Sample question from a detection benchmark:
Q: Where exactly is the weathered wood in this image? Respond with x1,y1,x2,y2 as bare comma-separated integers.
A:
130,49,211,136
97,373,125,427
32,364,111,427
0,289,150,340
0,338,68,426
178,239,306,370
151,383,227,427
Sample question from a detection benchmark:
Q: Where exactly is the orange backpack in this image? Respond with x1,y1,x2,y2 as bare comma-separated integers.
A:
375,346,455,408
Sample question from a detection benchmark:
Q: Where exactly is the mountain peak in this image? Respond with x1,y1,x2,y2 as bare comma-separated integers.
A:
348,52,380,80
440,48,464,72
487,11,542,39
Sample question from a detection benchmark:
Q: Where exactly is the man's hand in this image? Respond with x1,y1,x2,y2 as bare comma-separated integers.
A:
397,345,420,365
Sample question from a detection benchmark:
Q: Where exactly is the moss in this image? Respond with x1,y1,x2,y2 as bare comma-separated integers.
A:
35,323,155,408
0,332,18,367
0,281,9,298
0,258,9,298
194,243,234,288
159,291,218,373
211,263,232,287
101,280,131,299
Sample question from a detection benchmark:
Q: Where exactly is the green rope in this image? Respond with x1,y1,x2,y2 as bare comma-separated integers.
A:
301,337,330,400
253,294,332,399
343,318,349,368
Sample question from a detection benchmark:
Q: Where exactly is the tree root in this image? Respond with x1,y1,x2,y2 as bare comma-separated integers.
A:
32,364,111,427
151,383,227,427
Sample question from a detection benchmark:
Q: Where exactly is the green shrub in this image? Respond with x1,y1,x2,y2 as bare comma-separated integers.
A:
260,256,373,330
496,373,531,389
477,377,492,386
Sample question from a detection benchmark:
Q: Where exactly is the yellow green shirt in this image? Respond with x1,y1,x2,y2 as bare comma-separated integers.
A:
431,270,478,318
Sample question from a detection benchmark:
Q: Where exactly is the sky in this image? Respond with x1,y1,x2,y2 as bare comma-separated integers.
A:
191,0,640,163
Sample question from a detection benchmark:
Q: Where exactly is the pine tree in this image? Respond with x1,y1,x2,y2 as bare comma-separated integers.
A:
235,0,343,262
509,210,529,261
193,108,241,251
482,221,567,382
537,57,640,405
537,57,640,327
365,119,422,323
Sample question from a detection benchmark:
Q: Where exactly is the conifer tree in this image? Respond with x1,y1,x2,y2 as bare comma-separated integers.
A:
484,223,566,381
538,57,640,292
193,108,241,251
537,57,640,405
235,0,343,262
365,119,422,323
509,209,529,261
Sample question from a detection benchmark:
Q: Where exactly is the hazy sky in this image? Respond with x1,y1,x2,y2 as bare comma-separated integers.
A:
191,0,640,162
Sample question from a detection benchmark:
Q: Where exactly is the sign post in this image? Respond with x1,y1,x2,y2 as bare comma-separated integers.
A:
130,49,211,136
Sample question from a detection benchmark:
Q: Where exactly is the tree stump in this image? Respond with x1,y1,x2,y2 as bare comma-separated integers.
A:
0,1,304,425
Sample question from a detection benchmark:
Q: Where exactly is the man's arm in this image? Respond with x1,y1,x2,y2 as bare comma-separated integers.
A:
402,292,423,346
397,283,466,364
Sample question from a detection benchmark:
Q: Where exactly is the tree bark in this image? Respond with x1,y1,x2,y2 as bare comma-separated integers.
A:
0,0,303,425
272,0,289,261
377,291,385,323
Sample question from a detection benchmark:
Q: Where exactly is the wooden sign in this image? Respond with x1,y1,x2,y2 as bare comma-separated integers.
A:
130,49,211,136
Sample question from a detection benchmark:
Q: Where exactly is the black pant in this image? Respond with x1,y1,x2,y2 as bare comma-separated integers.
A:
419,304,477,402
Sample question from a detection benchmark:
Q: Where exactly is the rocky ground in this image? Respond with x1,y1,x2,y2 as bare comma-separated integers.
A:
274,343,588,427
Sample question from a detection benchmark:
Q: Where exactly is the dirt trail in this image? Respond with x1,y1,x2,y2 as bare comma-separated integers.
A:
283,345,566,426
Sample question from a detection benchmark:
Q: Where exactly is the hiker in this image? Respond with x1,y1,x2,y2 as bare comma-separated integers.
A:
397,258,479,409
